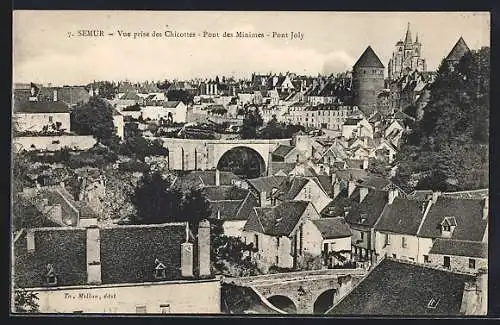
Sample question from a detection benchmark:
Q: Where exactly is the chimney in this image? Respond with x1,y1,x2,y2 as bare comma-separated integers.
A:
260,191,269,207
388,189,398,205
215,169,220,186
86,226,102,284
359,187,369,203
181,224,194,277
27,230,35,252
197,219,211,277
333,181,341,198
482,198,488,220
347,180,356,197
362,159,369,170
477,269,488,315
53,89,58,102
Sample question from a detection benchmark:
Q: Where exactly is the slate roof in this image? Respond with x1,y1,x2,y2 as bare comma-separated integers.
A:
446,37,471,62
335,169,369,182
375,198,427,235
345,190,388,227
417,197,487,241
429,239,487,259
14,223,191,289
317,175,333,197
234,192,260,221
353,46,385,69
210,200,244,221
247,176,286,194
243,201,310,236
312,217,352,239
329,259,474,315
272,145,295,158
14,100,70,113
269,162,296,176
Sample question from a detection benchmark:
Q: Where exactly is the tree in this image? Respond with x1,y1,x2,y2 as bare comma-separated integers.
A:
167,89,194,105
396,47,489,192
92,81,118,100
131,172,183,224
179,188,212,233
240,107,263,139
14,289,40,313
71,97,116,143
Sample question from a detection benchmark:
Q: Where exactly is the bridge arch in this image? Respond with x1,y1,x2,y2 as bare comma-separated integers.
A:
313,288,337,314
266,295,297,314
216,146,266,179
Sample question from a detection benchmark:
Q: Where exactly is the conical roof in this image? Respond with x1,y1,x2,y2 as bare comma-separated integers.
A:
446,37,471,62
353,46,385,69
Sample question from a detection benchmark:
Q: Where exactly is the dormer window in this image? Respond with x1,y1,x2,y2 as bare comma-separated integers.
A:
46,263,57,285
440,217,457,237
154,259,166,280
427,298,440,309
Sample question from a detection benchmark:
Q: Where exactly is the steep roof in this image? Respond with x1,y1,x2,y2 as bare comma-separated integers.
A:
446,37,471,62
203,186,248,201
272,145,296,158
345,190,388,227
329,259,474,315
356,176,392,190
209,200,244,221
353,46,385,69
429,239,487,259
172,171,242,191
247,176,286,194
243,201,311,236
163,101,183,108
276,177,310,200
417,197,487,241
13,223,191,288
375,198,427,235
312,217,352,239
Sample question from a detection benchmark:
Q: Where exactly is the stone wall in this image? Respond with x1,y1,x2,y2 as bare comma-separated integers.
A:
14,135,97,152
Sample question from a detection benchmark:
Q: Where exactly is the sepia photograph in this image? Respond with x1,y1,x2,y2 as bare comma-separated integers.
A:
11,10,490,316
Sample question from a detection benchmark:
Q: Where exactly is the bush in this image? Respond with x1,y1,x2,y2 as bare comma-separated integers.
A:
119,160,150,173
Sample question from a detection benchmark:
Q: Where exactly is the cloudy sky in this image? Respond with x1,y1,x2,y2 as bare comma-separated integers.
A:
13,11,490,85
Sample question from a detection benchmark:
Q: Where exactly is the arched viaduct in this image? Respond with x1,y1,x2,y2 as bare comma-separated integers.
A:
150,137,292,176
223,268,367,314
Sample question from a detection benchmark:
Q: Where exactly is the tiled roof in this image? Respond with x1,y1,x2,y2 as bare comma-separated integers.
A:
329,259,474,315
345,190,388,227
272,145,295,158
14,228,89,288
269,162,296,176
353,46,385,69
335,169,369,182
14,100,70,113
312,217,352,239
375,198,427,235
446,37,471,62
276,177,309,200
13,223,191,288
243,201,310,236
407,190,434,200
417,197,487,241
317,175,333,197
99,223,187,284
209,200,244,221
247,176,286,194
429,239,487,259
234,192,260,221
121,91,141,100
173,171,242,191
343,118,362,126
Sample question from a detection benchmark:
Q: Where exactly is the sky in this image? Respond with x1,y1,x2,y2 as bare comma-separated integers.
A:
13,11,490,86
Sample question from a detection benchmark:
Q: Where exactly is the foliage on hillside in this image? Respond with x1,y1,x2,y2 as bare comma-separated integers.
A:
394,47,489,192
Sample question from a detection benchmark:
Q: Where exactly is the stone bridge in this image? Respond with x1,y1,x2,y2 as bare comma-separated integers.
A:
223,268,367,314
150,137,292,175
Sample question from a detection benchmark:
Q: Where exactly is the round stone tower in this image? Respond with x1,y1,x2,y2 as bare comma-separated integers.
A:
352,46,385,116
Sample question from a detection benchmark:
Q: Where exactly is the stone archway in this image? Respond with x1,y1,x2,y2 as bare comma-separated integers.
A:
266,295,297,314
313,288,337,314
216,146,266,179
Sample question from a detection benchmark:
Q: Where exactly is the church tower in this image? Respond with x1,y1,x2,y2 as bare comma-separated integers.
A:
388,22,427,81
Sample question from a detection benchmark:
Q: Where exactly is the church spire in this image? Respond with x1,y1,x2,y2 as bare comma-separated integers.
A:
404,22,412,45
